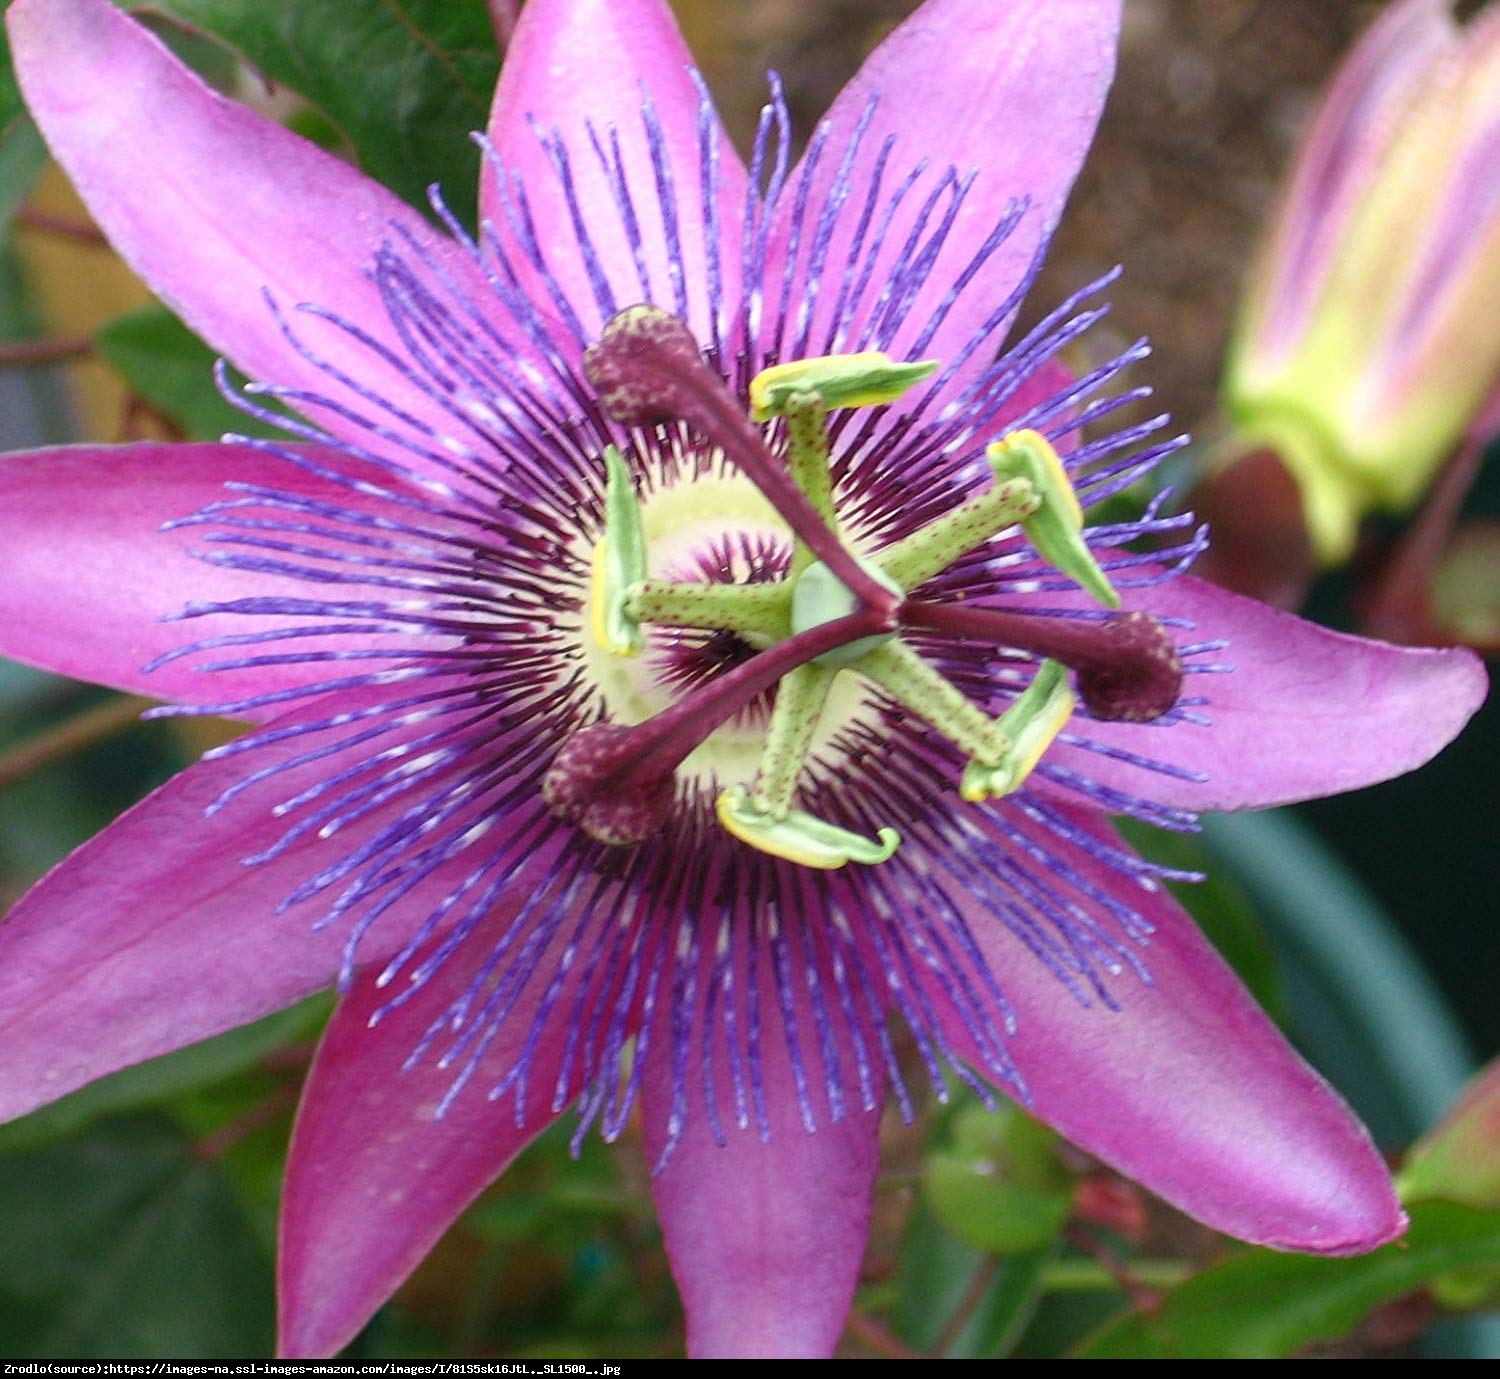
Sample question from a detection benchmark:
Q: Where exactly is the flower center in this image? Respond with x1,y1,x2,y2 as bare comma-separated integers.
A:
545,307,1183,867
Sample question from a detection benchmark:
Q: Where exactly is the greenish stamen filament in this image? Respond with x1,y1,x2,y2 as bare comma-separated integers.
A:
783,391,838,578
624,579,791,643
875,477,1041,591
855,642,1011,765
751,661,837,818
589,445,649,657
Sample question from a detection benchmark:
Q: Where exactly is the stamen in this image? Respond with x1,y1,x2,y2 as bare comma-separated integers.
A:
988,430,1121,609
588,446,647,656
625,578,790,640
782,392,836,577
583,306,900,622
749,351,938,422
959,661,1077,801
903,601,1184,723
874,472,1040,591
716,786,900,870
751,662,837,818
857,641,1009,763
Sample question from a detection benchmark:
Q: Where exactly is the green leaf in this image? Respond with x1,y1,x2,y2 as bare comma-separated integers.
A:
94,302,285,440
0,16,49,243
1076,1200,1500,1358
0,996,328,1153
0,1114,274,1356
139,0,501,226
0,115,46,241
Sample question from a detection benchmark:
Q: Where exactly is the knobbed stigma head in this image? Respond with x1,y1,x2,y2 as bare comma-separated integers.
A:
542,723,678,847
582,305,707,428
1075,611,1184,723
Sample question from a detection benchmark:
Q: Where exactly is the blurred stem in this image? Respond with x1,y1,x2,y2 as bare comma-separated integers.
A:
193,1083,301,1162
0,333,93,367
1065,1224,1163,1310
1364,419,1489,642
928,1256,998,1356
13,207,109,246
844,1311,923,1359
1042,1258,1192,1293
0,694,147,789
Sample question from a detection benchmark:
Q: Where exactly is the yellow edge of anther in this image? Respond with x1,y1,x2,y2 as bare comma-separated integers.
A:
998,428,1084,528
588,537,638,658
715,790,846,869
1006,683,1077,788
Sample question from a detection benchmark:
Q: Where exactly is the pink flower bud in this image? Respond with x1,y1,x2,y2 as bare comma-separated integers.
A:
1224,0,1500,563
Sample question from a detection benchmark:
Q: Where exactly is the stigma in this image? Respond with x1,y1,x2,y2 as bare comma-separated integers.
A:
550,307,1184,867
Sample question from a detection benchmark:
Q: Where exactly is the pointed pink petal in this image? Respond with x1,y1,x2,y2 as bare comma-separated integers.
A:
7,0,490,466
0,695,418,1124
762,0,1118,388
278,884,574,1359
0,442,444,711
942,801,1405,1253
641,969,883,1358
483,0,746,348
1044,574,1487,813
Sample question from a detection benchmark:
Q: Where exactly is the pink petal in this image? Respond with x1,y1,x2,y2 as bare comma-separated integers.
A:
641,969,883,1358
7,0,491,468
278,883,573,1359
0,442,443,711
483,0,746,349
1044,574,1487,813
0,690,479,1124
761,0,1118,389
943,801,1405,1253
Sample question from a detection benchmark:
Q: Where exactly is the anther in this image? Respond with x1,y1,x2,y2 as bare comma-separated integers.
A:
749,351,939,422
988,430,1120,609
588,446,647,657
716,786,901,869
959,660,1077,801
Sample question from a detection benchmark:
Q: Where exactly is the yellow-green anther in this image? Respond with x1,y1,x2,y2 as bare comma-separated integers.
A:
987,430,1120,610
791,559,902,668
589,446,648,656
750,351,939,422
717,785,900,869
959,660,1076,802
875,477,1041,591
752,662,836,818
856,642,1010,764
625,578,792,643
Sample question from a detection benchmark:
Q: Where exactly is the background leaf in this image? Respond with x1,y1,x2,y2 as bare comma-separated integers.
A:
1077,1201,1500,1358
0,17,48,244
94,302,285,440
0,1114,275,1356
138,0,501,226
